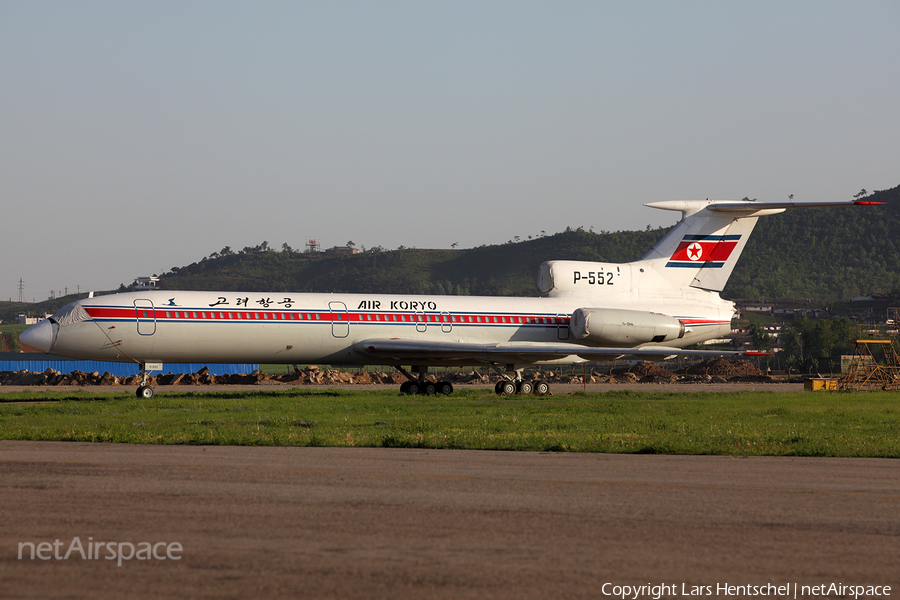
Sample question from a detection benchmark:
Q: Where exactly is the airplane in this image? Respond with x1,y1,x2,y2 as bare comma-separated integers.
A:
20,198,882,398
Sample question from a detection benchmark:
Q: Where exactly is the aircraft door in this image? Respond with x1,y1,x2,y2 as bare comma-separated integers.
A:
329,301,349,338
440,312,452,333
557,313,569,340
415,311,427,333
134,299,156,336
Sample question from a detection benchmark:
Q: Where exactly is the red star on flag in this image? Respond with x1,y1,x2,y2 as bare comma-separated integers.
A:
687,242,703,261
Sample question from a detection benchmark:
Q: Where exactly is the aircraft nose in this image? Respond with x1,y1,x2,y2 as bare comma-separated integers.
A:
19,319,57,353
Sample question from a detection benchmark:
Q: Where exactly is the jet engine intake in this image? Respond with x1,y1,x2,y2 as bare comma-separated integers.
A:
569,308,685,345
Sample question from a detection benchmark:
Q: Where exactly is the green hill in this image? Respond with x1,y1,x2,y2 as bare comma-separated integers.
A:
727,185,900,299
159,185,900,301
157,226,669,298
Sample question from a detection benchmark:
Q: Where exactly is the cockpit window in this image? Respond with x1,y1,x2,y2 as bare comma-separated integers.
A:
51,302,91,326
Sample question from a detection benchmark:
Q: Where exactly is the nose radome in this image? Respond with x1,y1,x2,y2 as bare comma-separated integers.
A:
19,319,56,353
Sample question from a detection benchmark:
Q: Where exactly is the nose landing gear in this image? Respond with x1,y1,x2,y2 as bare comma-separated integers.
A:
135,362,160,399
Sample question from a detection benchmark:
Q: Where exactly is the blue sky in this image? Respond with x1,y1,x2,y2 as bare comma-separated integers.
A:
2,1,898,302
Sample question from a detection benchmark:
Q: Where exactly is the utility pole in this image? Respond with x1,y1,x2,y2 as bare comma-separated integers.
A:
18,279,24,303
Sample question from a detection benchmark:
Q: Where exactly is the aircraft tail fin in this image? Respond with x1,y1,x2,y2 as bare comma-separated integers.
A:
638,199,883,292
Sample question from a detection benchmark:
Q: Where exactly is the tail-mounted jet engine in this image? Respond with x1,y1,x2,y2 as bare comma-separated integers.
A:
569,308,685,346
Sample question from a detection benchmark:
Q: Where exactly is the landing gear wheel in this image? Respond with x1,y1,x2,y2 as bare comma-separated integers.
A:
406,381,421,395
517,381,534,395
136,385,154,399
423,382,436,396
494,381,505,394
499,381,517,395
437,381,453,395
400,381,412,395
534,381,550,395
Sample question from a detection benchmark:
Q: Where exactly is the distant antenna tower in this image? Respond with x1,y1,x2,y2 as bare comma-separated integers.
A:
306,238,321,253
18,278,24,303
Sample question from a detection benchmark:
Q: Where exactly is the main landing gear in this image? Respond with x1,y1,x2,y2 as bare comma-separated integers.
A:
397,366,454,396
491,365,550,396
394,365,550,396
493,379,550,396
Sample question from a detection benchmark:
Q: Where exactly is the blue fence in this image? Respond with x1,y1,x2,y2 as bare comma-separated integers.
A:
0,356,258,377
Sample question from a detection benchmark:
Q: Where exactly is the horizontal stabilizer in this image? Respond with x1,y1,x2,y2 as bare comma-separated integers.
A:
706,200,885,212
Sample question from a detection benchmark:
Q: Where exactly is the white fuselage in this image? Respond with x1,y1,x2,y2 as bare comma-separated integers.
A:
46,288,734,366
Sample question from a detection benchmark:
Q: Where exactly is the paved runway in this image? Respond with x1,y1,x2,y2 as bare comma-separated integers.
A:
2,441,898,599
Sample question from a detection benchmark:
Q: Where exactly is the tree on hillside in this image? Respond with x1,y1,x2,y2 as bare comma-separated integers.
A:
781,317,853,373
750,323,771,352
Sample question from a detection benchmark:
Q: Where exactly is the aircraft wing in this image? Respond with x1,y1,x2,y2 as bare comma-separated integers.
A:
357,339,760,364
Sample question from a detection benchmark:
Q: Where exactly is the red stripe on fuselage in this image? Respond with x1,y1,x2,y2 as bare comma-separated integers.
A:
678,318,730,326
83,307,572,326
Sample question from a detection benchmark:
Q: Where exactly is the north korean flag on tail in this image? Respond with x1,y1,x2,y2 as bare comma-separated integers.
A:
666,234,741,268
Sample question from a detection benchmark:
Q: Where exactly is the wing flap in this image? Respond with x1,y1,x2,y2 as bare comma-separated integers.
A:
358,339,753,364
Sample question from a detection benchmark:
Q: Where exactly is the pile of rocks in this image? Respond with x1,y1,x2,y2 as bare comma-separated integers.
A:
1,359,774,387
609,361,678,382
0,365,493,387
1,369,125,386
678,358,765,378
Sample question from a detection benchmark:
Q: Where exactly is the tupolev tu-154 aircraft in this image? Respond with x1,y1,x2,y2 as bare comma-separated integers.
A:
21,199,882,398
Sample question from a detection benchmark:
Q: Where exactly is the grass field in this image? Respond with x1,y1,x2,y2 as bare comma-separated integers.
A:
1,388,899,456
0,324,30,336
